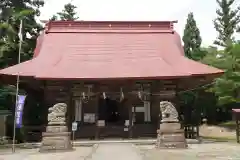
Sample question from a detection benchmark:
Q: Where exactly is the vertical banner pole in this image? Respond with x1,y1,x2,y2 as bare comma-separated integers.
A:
72,131,75,142
72,122,77,145
12,19,23,153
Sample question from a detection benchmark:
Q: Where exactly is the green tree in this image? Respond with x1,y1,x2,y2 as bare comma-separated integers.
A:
0,0,44,67
214,0,240,47
214,44,240,104
0,0,45,141
202,43,240,105
182,12,203,61
49,15,58,21
0,0,44,110
57,3,79,20
202,0,240,105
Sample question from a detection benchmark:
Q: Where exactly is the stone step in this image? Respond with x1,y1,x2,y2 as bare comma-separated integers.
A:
42,132,71,137
157,141,188,149
158,129,185,134
160,134,186,142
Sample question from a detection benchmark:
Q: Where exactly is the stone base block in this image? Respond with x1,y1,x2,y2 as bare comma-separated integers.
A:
39,131,73,153
46,126,68,133
156,122,187,149
159,132,186,142
160,123,181,131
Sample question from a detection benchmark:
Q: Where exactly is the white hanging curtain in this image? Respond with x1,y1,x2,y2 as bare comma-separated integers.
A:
144,101,151,122
74,98,82,122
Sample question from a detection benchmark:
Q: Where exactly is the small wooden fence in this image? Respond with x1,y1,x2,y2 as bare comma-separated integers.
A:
183,124,199,139
232,109,240,143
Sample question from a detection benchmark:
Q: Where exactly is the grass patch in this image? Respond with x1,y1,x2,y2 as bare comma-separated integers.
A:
218,121,236,130
219,121,236,126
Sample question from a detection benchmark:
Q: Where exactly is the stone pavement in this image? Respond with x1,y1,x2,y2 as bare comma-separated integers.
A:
1,143,240,160
138,143,240,160
0,146,93,160
90,143,142,160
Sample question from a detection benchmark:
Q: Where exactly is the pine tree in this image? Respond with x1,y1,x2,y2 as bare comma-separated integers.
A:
50,15,58,21
182,12,203,61
214,0,240,47
57,3,79,21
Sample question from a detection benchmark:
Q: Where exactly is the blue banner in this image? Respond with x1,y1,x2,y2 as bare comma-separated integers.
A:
15,95,26,128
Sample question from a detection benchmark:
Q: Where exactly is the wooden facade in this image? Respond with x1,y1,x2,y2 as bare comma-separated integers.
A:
39,79,182,139
19,77,206,141
5,77,206,142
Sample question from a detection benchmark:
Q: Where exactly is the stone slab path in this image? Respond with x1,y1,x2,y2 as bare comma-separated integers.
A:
1,143,240,160
90,144,143,160
0,147,93,160
138,143,240,160
0,144,143,160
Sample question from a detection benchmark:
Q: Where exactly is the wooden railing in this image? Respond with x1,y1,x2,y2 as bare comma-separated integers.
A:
183,124,199,139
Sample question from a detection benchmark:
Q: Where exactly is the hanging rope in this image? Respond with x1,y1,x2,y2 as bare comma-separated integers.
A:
75,81,215,100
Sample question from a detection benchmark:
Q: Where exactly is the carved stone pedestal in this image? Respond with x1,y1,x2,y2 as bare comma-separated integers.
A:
156,122,187,149
156,101,187,149
39,126,73,152
39,103,73,153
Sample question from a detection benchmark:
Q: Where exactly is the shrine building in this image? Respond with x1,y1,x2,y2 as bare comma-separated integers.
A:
0,21,223,140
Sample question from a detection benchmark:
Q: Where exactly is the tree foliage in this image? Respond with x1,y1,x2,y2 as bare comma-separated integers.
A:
0,0,44,67
202,43,240,105
49,15,58,21
182,12,204,61
51,3,79,21
200,0,240,105
0,0,44,110
214,0,240,47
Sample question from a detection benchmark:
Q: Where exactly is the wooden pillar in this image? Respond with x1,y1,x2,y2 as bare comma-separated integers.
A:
43,81,48,127
193,92,200,139
67,82,73,132
236,114,240,143
126,97,133,139
95,95,100,140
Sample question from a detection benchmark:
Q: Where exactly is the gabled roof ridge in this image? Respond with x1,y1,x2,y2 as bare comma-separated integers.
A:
44,20,177,33
46,29,175,34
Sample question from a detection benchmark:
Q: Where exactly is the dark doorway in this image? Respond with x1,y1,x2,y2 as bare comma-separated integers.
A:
98,98,125,138
98,98,121,124
106,98,120,123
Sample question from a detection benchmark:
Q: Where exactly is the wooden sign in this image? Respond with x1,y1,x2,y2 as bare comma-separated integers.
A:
97,120,105,127
72,122,78,131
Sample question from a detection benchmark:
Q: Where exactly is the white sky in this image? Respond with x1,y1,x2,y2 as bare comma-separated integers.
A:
39,0,240,47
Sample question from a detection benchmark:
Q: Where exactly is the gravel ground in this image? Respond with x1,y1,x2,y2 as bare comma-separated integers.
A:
1,143,240,160
138,143,240,160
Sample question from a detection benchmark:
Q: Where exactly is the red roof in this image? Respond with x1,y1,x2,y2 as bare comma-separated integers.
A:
232,109,240,113
0,21,223,80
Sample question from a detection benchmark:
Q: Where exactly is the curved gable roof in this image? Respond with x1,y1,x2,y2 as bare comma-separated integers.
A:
0,21,223,80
